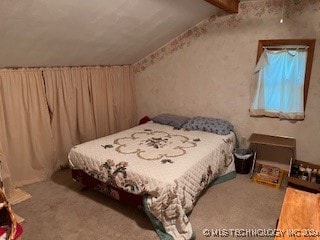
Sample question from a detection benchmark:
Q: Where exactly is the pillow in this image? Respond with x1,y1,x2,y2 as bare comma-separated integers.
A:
182,116,234,135
152,114,190,129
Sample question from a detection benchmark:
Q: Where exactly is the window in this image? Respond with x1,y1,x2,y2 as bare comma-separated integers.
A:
250,39,315,120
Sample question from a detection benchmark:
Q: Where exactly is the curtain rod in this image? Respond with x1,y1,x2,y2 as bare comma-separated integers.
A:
263,45,309,50
0,64,131,71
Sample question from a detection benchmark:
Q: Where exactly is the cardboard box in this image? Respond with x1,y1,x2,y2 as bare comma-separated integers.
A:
248,133,296,175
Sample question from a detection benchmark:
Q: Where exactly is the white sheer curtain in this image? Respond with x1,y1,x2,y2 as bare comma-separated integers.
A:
250,49,307,120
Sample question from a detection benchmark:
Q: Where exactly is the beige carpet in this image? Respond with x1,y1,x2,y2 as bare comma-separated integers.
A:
13,170,286,240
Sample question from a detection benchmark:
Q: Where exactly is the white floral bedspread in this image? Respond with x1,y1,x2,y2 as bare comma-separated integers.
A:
68,122,235,240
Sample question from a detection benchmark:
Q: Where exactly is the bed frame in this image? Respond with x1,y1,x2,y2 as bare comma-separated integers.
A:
70,120,237,240
71,168,144,209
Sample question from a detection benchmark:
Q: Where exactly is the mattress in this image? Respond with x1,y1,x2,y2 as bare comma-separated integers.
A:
68,122,236,240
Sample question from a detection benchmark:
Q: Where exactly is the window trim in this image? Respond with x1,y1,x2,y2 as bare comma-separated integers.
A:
256,39,315,110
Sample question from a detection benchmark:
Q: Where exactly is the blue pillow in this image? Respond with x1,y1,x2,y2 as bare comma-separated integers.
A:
182,116,234,135
152,114,190,129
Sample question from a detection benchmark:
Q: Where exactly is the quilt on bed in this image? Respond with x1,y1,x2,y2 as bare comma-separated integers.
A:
68,122,236,240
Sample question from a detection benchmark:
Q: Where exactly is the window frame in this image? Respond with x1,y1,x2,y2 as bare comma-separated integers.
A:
256,39,315,111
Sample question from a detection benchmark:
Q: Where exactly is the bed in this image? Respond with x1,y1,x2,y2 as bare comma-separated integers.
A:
68,120,236,240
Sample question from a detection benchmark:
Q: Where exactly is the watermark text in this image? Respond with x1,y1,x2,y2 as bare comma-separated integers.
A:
202,228,320,238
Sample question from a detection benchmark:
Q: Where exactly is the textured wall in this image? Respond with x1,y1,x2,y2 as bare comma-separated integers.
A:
0,0,218,67
134,0,320,164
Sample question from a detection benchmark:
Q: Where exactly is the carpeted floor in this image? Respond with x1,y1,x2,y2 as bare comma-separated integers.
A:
13,170,286,240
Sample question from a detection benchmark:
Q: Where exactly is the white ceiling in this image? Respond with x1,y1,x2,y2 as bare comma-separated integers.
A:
0,0,219,68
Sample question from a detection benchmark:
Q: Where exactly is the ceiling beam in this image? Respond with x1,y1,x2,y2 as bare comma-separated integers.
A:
205,0,239,14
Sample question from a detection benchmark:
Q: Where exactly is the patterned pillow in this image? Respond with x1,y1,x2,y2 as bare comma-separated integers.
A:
182,116,234,135
152,114,190,129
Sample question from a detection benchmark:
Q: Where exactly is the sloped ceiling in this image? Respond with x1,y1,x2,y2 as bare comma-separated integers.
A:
0,0,221,68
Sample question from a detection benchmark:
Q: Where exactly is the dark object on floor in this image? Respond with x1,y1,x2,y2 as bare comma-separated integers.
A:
234,148,253,174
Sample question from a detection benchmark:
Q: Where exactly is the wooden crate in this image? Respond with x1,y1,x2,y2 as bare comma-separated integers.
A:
252,164,284,189
287,159,320,193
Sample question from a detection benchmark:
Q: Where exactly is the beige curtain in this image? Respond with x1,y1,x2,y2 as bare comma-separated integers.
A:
0,66,136,190
89,67,115,137
43,68,96,167
107,66,136,131
0,70,57,190
89,66,136,138
0,95,14,197
43,66,136,166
